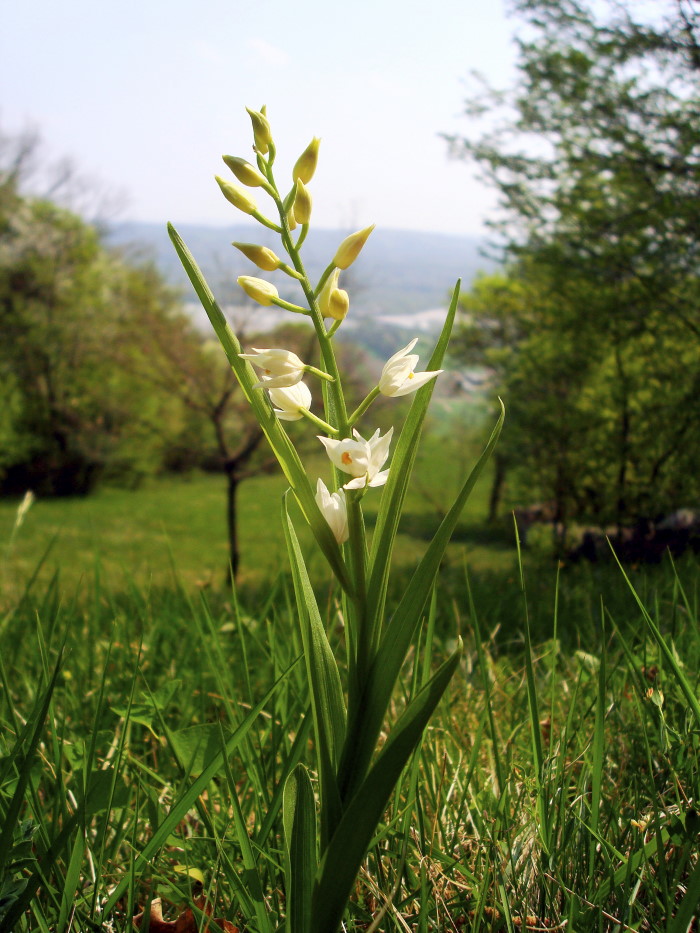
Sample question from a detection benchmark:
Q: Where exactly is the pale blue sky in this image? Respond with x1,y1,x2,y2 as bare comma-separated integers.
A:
2,0,516,234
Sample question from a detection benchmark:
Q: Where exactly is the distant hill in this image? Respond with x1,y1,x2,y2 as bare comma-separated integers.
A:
107,221,494,320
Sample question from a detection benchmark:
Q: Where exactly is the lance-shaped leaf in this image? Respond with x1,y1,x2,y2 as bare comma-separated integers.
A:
365,282,460,652
167,223,352,595
283,764,317,933
338,402,504,802
283,493,346,844
311,642,462,933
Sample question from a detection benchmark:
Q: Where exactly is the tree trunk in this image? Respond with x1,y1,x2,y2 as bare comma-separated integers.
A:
226,469,240,584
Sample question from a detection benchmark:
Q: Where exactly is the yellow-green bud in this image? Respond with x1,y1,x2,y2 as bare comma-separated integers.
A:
318,269,348,319
222,155,267,187
293,179,312,225
246,106,272,155
333,224,375,269
328,288,349,321
237,276,279,306
233,242,282,272
215,176,257,214
286,204,297,232
293,137,321,184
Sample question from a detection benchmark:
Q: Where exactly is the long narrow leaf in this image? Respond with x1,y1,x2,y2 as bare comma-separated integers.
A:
312,642,462,933
365,282,461,646
283,494,346,843
283,764,317,933
167,223,352,594
338,402,504,800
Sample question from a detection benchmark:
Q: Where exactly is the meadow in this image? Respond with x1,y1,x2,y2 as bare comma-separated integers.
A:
1,423,699,932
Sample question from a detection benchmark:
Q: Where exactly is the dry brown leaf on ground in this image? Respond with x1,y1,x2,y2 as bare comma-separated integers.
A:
132,895,239,932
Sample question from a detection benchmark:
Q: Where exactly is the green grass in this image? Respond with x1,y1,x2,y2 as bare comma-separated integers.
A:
0,428,514,603
1,549,699,930
1,421,699,931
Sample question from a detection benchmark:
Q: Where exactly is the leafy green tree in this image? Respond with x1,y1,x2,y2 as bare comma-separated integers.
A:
449,0,700,532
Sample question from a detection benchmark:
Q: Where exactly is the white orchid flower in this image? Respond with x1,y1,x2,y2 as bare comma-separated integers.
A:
318,427,393,490
268,381,312,421
240,347,306,389
315,478,349,544
379,338,443,397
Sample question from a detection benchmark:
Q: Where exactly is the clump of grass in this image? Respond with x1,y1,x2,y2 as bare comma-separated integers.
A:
1,550,698,930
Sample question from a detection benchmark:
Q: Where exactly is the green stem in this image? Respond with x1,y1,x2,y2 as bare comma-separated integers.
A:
305,365,334,383
270,297,310,315
251,210,282,233
299,408,338,435
296,223,310,250
279,262,304,281
348,386,381,426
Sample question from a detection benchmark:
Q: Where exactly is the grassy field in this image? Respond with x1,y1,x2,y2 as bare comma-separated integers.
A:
0,423,516,601
1,423,699,931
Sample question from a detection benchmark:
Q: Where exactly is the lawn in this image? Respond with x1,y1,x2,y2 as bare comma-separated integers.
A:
1,417,516,602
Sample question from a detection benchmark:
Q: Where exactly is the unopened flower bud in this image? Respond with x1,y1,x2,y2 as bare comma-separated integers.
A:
216,176,257,214
328,288,349,321
222,155,268,187
293,137,321,184
237,276,279,306
246,107,272,154
293,179,312,225
333,224,375,269
233,242,282,271
286,204,297,231
318,269,349,320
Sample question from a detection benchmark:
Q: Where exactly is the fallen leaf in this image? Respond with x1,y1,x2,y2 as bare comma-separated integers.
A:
133,896,239,932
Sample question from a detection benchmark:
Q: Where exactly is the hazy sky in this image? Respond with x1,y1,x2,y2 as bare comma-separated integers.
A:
2,0,517,235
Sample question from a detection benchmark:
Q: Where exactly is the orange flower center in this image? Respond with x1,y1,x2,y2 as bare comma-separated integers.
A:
341,452,353,465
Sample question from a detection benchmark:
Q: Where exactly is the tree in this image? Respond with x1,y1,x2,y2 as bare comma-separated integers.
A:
448,0,700,532
0,183,192,495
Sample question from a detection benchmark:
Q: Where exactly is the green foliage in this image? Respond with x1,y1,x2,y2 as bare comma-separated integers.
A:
1,554,699,930
449,0,700,527
0,180,201,495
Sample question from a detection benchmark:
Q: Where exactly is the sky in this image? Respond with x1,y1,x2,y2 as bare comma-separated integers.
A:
1,0,517,236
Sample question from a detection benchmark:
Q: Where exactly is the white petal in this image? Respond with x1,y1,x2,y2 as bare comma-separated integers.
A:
385,338,418,366
343,474,368,490
367,468,390,487
368,426,393,471
389,369,443,397
252,371,304,390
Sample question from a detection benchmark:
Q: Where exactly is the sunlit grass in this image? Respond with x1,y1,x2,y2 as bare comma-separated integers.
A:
0,427,515,602
1,554,698,930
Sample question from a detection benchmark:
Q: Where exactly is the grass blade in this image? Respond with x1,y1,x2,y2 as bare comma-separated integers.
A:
99,662,295,920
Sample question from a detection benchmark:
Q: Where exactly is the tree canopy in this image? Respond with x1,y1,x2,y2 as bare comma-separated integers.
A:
449,0,700,532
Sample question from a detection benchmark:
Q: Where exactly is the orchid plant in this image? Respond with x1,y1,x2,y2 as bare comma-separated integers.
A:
167,106,503,933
